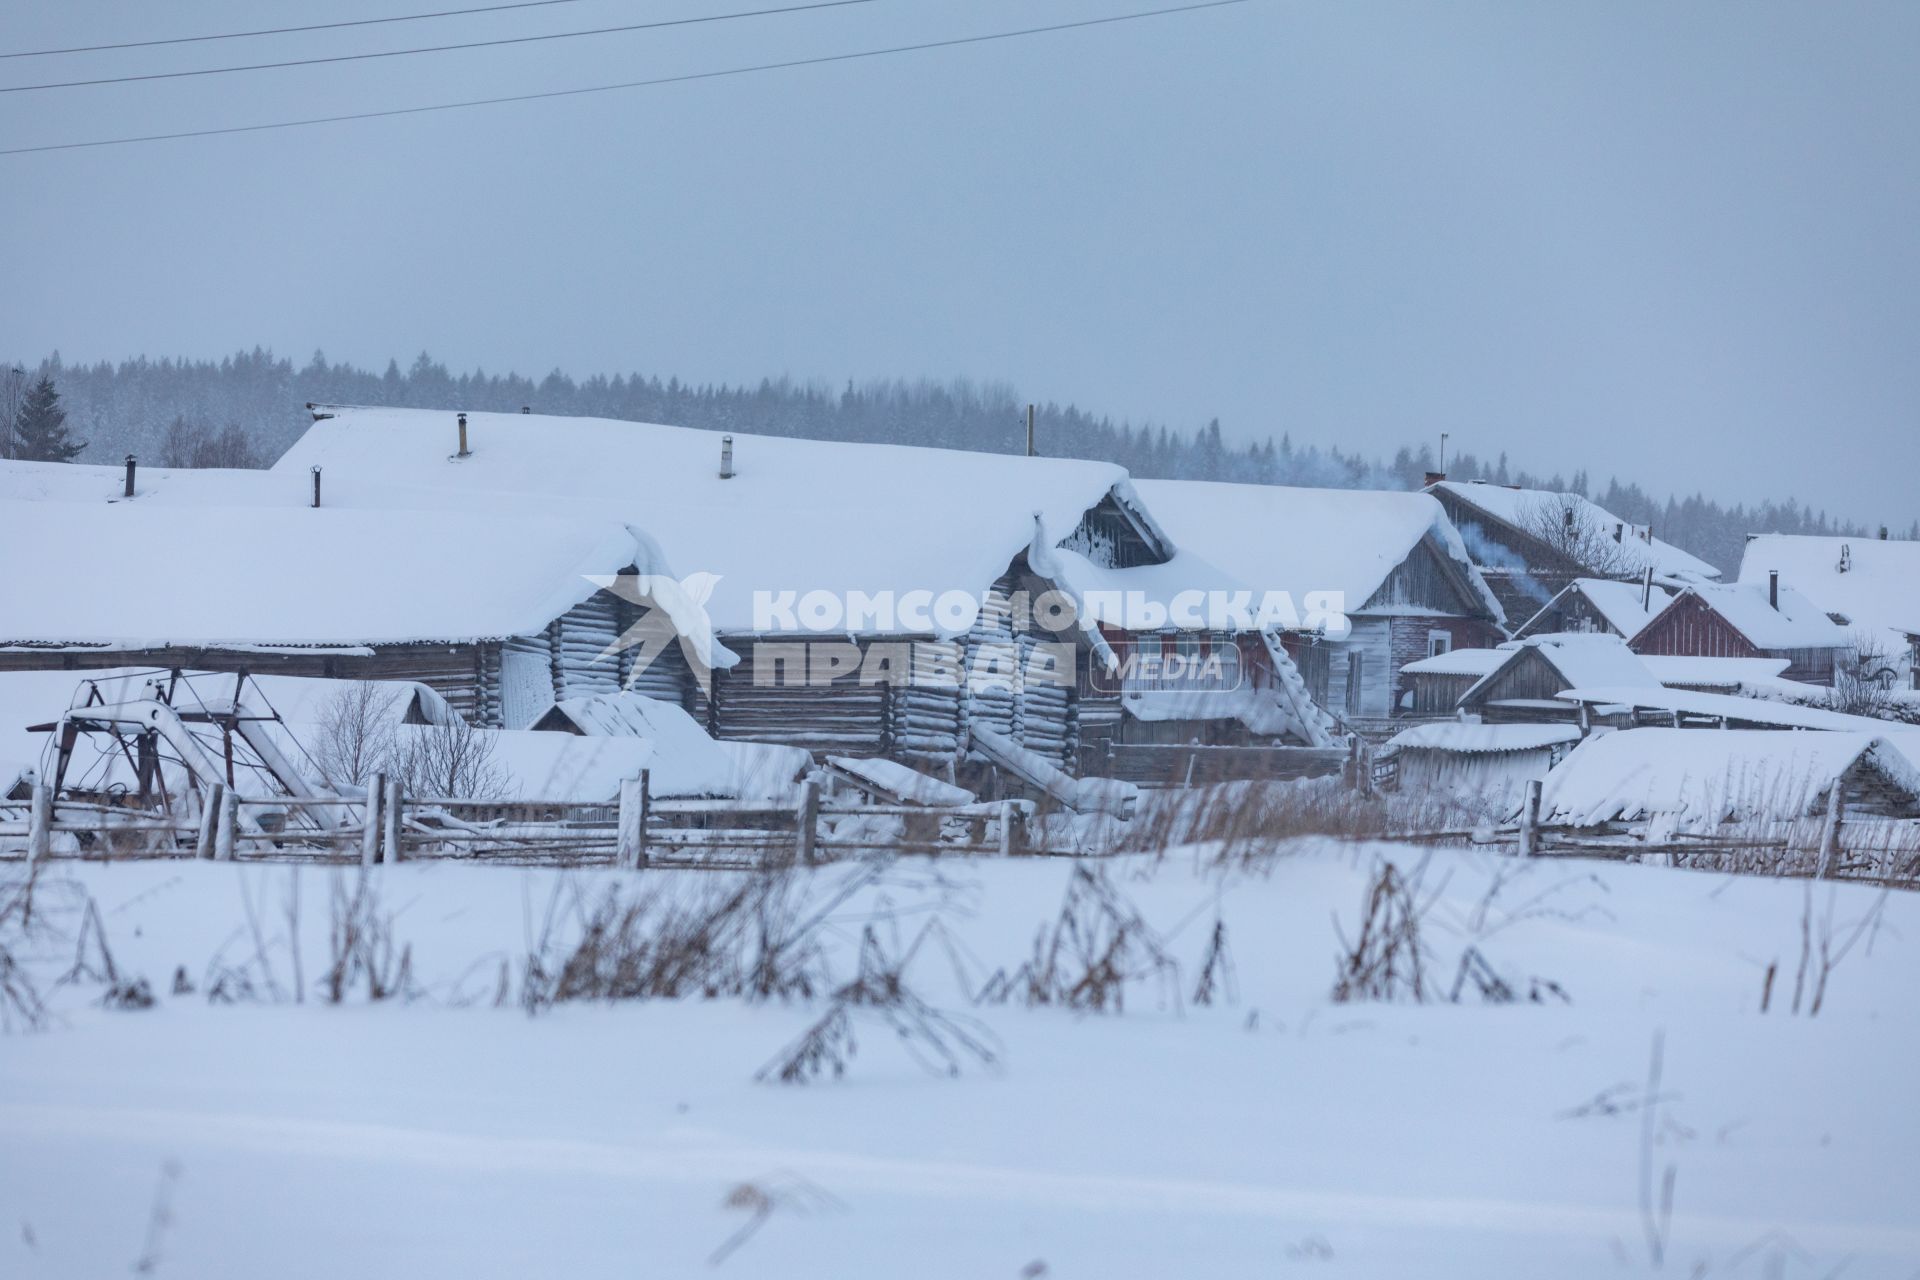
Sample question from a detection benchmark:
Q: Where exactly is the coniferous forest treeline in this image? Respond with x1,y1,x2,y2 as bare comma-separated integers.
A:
9,348,1913,577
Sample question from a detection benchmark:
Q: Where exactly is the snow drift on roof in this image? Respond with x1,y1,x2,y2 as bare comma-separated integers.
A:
1430,481,1721,582
1519,577,1673,637
1739,533,1920,658
1636,655,1793,688
1554,685,1894,731
1382,723,1580,755
272,407,1161,637
1400,647,1507,677
0,497,653,648
1537,728,1920,826
1130,480,1505,626
1642,582,1850,651
1462,633,1657,703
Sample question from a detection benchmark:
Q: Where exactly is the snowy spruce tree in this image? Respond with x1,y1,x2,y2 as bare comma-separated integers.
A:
11,375,85,463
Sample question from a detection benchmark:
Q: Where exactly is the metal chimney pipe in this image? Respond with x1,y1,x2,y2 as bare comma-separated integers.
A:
310,466,322,509
1641,565,1653,611
455,412,470,457
719,434,734,479
123,454,136,498
1026,404,1036,458
1769,569,1779,610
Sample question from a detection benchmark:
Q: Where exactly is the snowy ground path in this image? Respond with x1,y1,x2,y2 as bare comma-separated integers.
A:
2,845,1915,1278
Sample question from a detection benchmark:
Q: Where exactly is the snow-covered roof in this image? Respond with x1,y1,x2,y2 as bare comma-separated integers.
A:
1555,685,1894,731
522,691,747,798
272,407,1174,638
1429,481,1721,582
1639,582,1851,651
0,497,653,649
1461,633,1658,704
1382,723,1580,756
1130,480,1505,625
1518,577,1674,637
1738,534,1920,655
1637,655,1793,689
0,458,275,506
1400,647,1507,678
1537,728,1920,826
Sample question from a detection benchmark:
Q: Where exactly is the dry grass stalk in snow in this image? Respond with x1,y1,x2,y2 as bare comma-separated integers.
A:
323,871,414,1003
758,923,997,1084
977,865,1180,1013
1331,859,1438,1004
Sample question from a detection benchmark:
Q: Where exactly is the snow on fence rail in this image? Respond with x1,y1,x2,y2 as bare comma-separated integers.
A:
0,772,1040,868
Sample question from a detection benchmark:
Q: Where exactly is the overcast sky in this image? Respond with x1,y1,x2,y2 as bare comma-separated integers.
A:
3,1,1916,521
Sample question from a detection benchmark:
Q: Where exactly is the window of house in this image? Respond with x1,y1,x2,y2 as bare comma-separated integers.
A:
1427,631,1452,658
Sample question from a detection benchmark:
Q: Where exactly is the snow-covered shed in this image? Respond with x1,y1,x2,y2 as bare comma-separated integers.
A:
271,406,1332,780
1456,634,1658,723
1131,480,1505,726
1513,577,1674,642
1378,722,1581,812
1425,480,1719,622
1537,729,1920,827
1628,581,1852,686
0,497,669,727
1737,533,1920,688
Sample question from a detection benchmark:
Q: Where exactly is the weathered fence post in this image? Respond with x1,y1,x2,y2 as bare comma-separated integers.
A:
617,771,650,870
1519,779,1542,857
795,779,820,866
214,788,238,861
1816,783,1843,879
27,783,51,866
360,772,384,868
383,777,403,863
194,782,225,860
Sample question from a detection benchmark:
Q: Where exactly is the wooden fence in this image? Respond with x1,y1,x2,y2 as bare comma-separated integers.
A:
0,770,1041,868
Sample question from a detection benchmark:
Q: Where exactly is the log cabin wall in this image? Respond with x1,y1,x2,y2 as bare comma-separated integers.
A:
1386,616,1500,714
692,637,891,757
1406,670,1481,715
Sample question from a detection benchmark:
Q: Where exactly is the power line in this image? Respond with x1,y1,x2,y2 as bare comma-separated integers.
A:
2,0,619,60
1,0,886,94
0,0,1253,157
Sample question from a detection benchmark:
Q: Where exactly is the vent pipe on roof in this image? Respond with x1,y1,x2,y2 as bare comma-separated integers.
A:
122,454,136,499
1564,507,1577,531
720,434,734,479
455,412,471,459
1880,525,1890,540
521,405,530,414
311,466,322,509
1613,521,1624,543
1769,569,1779,610
1026,404,1036,458
1641,565,1653,612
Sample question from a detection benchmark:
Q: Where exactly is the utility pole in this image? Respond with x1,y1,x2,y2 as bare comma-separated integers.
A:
1026,403,1035,458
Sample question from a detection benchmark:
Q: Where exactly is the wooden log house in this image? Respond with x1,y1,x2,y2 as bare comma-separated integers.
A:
1132,480,1507,732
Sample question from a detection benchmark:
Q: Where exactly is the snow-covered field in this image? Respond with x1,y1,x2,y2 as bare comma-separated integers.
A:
3,845,1915,1278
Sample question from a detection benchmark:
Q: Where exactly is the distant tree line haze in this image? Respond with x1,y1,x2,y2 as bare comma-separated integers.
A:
5,349,1911,576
